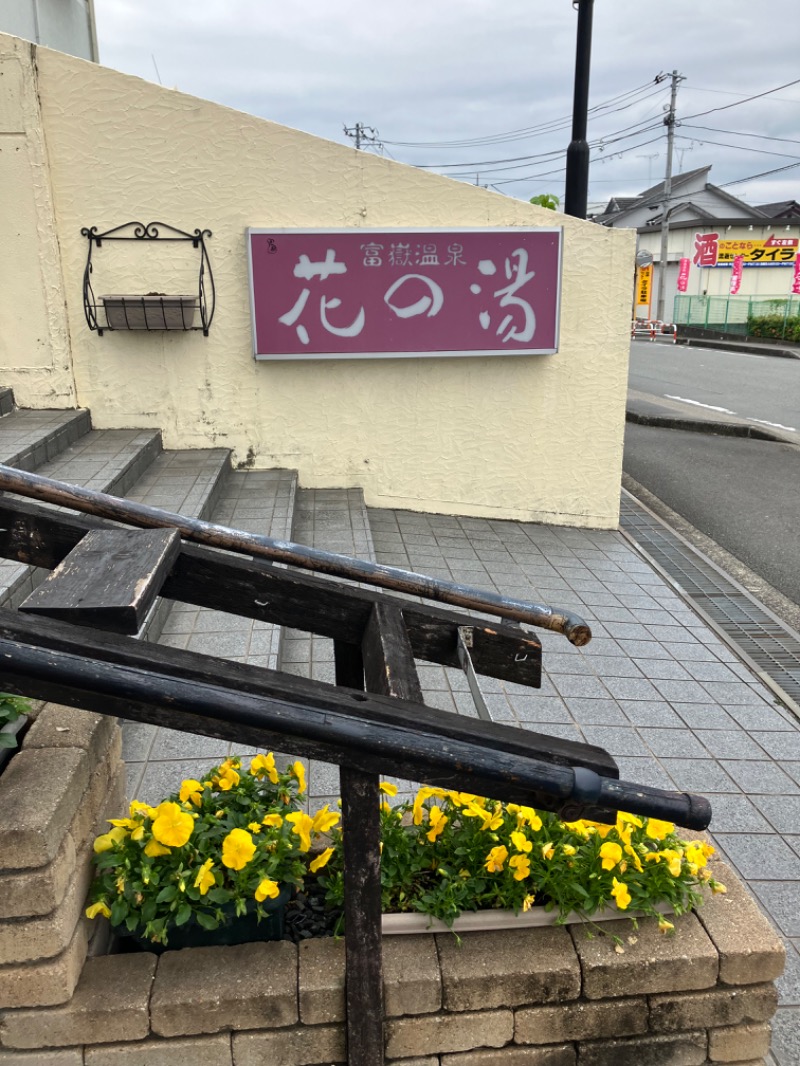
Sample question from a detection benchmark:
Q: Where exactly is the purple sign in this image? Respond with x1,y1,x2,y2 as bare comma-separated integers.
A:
247,228,562,360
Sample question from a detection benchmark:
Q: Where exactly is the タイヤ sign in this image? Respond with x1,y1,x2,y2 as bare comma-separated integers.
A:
247,228,562,360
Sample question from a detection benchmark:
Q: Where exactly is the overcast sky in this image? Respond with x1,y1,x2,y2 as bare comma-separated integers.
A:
95,1,800,211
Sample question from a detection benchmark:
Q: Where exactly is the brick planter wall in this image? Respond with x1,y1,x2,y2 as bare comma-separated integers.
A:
0,704,125,1010
0,856,784,1065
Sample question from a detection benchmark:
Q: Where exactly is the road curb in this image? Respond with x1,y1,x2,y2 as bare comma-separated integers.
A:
676,337,800,360
625,408,788,442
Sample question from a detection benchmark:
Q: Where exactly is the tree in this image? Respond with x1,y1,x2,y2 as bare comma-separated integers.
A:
529,194,560,210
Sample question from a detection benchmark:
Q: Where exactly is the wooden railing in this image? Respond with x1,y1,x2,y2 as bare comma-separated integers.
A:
0,466,712,1066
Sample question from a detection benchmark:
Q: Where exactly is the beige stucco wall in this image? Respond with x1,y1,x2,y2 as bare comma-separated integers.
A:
0,38,76,406
0,32,635,527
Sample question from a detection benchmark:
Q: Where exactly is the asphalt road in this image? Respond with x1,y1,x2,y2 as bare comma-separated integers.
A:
624,344,800,608
629,341,799,439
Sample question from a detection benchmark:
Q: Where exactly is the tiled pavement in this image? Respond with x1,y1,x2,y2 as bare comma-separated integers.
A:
121,494,799,1062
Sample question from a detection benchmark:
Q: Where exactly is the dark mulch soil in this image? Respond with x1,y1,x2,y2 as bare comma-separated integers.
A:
283,878,341,942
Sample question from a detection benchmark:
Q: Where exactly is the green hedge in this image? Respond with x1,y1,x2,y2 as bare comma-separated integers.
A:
746,313,800,343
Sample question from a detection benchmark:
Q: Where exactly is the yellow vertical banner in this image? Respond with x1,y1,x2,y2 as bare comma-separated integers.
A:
636,265,653,309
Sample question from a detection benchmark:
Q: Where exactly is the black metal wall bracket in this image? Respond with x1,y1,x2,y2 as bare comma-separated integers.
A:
81,221,215,336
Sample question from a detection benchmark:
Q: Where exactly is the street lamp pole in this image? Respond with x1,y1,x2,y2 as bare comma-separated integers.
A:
564,0,594,219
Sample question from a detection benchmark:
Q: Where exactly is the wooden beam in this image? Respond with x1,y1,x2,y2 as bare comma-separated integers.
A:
341,767,384,1066
19,528,180,634
361,603,423,703
0,498,542,687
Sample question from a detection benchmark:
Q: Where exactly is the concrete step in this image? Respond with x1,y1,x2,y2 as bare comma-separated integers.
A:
0,427,162,608
280,486,375,678
125,466,297,803
0,407,92,472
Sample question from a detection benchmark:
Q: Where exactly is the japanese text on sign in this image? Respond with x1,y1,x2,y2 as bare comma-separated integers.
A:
247,229,562,360
636,265,652,307
694,232,799,269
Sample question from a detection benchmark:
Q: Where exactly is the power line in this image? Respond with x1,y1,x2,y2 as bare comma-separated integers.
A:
412,117,664,172
682,124,800,147
487,133,665,188
382,80,665,150
681,76,800,122
676,134,800,162
719,159,800,188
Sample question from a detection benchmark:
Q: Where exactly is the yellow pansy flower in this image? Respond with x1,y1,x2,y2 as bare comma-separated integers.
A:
379,782,398,797
541,842,555,860
426,806,448,842
562,845,577,857
563,820,591,838
463,802,503,832
646,818,674,841
658,916,675,934
179,779,204,807
93,826,128,853
509,854,531,881
611,877,631,911
144,838,171,857
85,901,111,920
262,813,283,828
660,849,683,877
250,753,280,784
684,843,709,869
522,894,536,912
624,844,643,873
151,802,194,848
221,828,256,870
310,847,335,873
286,811,314,852
599,842,623,871
711,881,727,895
517,807,543,832
194,858,215,896
129,800,156,819
485,845,508,873
255,878,281,902
312,805,341,834
291,761,306,795
247,822,263,834
510,831,533,854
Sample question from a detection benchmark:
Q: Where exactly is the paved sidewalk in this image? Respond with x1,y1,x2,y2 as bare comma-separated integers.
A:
123,499,800,1062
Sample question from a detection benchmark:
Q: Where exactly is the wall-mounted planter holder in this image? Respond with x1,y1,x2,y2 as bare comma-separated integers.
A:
81,221,215,336
100,294,198,331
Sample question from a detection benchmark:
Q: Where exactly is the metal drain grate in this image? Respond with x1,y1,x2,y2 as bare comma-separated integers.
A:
620,492,800,712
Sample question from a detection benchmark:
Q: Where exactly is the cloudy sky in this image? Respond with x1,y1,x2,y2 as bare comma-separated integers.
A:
95,0,800,211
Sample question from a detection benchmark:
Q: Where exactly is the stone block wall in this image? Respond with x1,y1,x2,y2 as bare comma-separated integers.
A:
0,704,125,1010
0,860,784,1065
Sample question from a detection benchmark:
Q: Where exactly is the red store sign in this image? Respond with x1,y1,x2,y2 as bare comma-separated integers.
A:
247,228,562,360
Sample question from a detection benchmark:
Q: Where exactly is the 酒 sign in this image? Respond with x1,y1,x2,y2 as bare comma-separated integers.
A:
247,228,562,360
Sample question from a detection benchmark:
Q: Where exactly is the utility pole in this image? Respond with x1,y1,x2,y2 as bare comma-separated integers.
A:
343,123,381,151
564,0,595,219
654,69,685,323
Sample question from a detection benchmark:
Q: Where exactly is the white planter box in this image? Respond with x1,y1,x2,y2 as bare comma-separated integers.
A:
381,901,674,935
